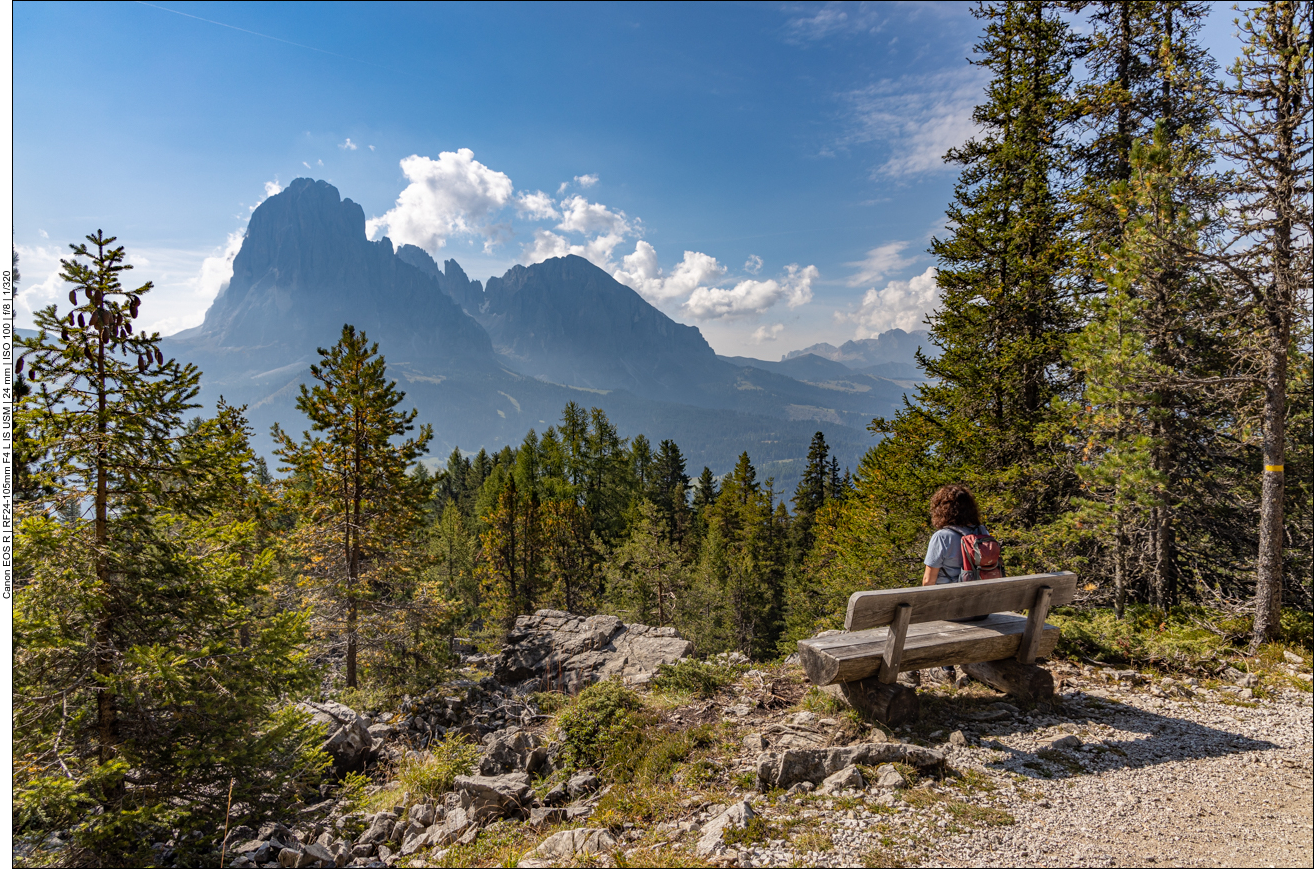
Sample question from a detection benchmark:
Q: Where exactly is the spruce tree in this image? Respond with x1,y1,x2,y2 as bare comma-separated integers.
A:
14,234,320,863
876,0,1079,568
273,324,433,688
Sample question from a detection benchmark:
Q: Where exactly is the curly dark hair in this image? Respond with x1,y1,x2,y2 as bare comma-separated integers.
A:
930,484,981,529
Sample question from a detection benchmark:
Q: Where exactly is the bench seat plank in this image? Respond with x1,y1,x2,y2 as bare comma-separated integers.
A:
798,613,1060,686
845,572,1077,631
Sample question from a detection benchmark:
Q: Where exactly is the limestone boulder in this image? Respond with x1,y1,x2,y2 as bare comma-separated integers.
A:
493,610,692,690
294,700,373,775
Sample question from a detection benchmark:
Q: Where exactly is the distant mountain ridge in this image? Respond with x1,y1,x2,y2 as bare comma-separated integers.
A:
783,329,935,372
159,177,924,492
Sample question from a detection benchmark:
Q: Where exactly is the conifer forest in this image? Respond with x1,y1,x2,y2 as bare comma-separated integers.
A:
11,2,1312,867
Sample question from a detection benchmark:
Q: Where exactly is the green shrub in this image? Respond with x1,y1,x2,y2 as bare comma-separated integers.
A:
555,679,646,772
394,734,481,799
650,658,743,698
1052,604,1244,669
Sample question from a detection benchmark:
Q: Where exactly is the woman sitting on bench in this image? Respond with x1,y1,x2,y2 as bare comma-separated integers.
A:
920,484,991,687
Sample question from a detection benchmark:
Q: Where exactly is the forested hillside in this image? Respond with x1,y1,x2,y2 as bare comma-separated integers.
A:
12,2,1310,866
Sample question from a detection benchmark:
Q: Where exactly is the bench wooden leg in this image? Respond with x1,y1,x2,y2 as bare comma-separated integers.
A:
822,676,920,726
961,659,1054,702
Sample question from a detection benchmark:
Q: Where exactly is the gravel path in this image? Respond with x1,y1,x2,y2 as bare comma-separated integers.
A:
919,680,1313,868
730,667,1313,869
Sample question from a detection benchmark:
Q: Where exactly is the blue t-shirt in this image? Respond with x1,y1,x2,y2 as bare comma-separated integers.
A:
924,525,987,583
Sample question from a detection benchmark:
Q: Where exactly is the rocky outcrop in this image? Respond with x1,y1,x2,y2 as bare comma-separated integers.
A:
478,726,547,775
755,742,944,791
453,772,534,823
519,828,617,868
294,700,373,775
493,610,693,690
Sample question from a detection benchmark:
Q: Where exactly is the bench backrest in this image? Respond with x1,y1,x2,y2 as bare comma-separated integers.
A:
845,571,1078,631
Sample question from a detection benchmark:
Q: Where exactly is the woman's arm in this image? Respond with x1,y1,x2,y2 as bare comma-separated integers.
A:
922,565,939,586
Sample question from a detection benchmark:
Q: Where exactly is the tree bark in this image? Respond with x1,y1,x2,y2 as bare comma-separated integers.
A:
822,677,920,727
962,658,1054,701
1252,0,1300,650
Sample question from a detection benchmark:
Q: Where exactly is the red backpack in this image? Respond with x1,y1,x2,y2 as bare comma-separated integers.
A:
953,526,1004,582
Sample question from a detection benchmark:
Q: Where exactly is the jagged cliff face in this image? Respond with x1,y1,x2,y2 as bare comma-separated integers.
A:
479,254,717,394
174,178,493,370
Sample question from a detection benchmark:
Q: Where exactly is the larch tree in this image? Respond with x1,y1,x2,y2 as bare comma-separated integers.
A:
273,324,433,689
1213,0,1313,646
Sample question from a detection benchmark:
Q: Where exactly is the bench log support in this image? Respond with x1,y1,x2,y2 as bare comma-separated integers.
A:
877,603,912,684
822,677,920,727
961,659,1054,702
1017,585,1053,664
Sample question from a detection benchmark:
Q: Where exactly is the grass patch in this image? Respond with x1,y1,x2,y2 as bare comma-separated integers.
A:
793,828,834,852
1051,603,1313,672
427,817,542,868
796,687,847,716
944,800,1014,826
650,658,744,698
947,768,998,794
722,817,784,847
896,787,943,809
529,690,571,715
394,734,482,800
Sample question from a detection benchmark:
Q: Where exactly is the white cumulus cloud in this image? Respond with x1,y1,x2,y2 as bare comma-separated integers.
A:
844,265,940,335
366,149,514,251
751,323,785,343
683,263,818,320
744,254,763,274
613,242,726,304
522,228,629,270
556,195,631,236
339,138,358,150
515,190,560,221
575,173,599,187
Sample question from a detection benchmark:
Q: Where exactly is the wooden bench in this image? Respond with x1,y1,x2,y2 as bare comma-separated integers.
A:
797,572,1078,725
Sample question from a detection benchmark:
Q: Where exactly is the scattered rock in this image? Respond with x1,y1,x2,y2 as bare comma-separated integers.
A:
819,764,864,794
1050,734,1082,750
696,800,755,857
1283,650,1304,665
493,610,693,690
520,828,618,867
743,733,767,753
567,770,601,799
786,781,815,796
294,700,373,775
949,730,969,747
755,741,944,790
873,763,906,789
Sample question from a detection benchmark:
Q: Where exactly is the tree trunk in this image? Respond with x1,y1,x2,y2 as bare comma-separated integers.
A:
346,599,358,689
1252,0,1299,651
962,658,1054,701
94,288,117,765
822,677,920,727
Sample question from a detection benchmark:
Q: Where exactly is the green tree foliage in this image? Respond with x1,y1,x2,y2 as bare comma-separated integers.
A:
605,500,687,627
14,233,322,864
1068,123,1248,611
273,325,436,688
838,1,1080,595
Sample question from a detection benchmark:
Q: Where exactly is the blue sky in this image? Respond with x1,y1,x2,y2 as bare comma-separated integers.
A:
12,2,1247,357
